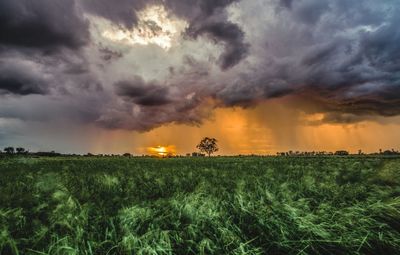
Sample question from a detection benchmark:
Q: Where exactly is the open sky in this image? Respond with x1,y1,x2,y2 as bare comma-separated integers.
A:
1,0,400,155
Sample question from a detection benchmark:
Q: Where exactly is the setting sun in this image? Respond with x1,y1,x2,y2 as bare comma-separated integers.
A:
147,145,176,157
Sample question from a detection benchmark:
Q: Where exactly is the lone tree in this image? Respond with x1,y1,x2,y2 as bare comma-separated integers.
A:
196,137,219,157
16,147,28,154
4,147,15,154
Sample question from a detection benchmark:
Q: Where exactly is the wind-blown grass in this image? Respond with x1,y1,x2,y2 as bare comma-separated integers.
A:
0,157,399,254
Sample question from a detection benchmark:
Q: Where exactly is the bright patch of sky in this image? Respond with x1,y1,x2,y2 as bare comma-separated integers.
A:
98,5,187,50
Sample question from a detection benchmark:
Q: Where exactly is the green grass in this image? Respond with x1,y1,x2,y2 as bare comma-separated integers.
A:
0,156,399,254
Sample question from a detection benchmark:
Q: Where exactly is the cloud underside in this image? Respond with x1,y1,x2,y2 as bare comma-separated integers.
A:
0,0,399,131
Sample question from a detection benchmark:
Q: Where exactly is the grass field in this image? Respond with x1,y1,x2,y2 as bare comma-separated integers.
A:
0,156,400,254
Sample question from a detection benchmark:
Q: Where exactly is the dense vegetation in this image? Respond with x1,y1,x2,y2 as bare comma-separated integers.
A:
0,156,399,254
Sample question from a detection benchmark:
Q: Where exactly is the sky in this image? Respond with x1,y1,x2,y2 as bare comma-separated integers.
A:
0,0,400,155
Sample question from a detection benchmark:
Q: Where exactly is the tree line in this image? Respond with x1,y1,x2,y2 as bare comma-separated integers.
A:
276,149,400,156
1,141,400,158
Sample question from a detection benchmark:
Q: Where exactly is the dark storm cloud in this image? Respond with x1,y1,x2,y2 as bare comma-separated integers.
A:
115,77,172,106
187,20,249,70
359,17,400,73
0,77,46,96
314,11,400,117
0,0,89,49
211,0,400,122
164,0,249,69
97,69,215,131
0,51,104,126
0,59,48,95
0,0,93,98
97,101,208,131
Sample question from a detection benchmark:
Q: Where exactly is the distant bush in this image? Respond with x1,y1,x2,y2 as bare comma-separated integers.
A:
334,150,350,156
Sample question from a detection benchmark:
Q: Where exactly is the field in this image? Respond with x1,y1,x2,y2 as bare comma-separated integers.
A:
1,156,400,255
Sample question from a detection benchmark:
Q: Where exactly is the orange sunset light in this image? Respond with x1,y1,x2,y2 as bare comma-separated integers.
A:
147,145,176,157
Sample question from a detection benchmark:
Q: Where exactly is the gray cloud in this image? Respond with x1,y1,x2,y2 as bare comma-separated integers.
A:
0,77,46,96
292,0,330,25
279,0,293,9
0,58,49,95
187,19,249,70
211,0,400,119
0,0,89,50
115,77,172,106
97,70,214,131
165,0,248,69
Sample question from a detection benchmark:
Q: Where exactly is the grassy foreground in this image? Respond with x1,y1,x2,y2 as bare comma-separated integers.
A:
0,157,400,255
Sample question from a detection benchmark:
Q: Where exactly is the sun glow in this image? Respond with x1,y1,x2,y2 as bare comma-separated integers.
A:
101,5,187,50
147,145,176,157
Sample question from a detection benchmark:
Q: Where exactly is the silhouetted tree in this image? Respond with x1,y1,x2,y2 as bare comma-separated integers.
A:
196,137,219,157
4,147,15,154
16,147,28,154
